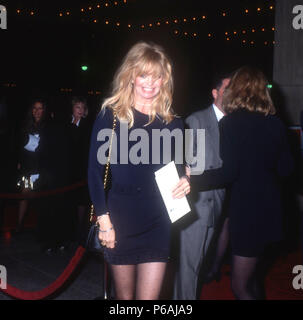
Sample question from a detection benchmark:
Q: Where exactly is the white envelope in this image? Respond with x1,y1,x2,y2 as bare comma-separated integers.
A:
155,161,191,223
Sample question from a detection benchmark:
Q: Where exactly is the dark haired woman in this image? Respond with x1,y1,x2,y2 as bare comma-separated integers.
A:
189,66,293,299
15,100,47,233
16,99,71,253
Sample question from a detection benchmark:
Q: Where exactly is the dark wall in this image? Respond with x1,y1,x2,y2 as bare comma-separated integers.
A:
1,0,275,120
273,0,303,125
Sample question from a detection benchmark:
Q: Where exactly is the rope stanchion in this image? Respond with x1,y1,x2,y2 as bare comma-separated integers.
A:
0,246,87,300
0,180,103,300
0,180,87,200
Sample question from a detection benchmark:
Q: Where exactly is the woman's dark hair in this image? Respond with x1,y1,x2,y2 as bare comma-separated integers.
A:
23,99,47,134
223,66,276,116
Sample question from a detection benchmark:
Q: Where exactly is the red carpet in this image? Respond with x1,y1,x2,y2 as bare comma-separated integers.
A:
2,204,37,232
2,204,303,300
200,251,303,300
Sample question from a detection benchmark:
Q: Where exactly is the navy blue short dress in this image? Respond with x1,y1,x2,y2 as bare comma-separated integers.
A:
88,107,184,265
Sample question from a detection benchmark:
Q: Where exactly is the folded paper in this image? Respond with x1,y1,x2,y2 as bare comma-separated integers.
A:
155,161,191,223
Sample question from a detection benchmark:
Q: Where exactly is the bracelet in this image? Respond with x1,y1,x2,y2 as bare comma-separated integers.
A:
182,175,190,183
99,226,114,233
97,212,110,219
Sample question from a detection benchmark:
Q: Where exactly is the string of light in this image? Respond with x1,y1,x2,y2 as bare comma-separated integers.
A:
60,88,101,95
14,4,274,19
15,0,128,16
172,31,276,44
2,83,103,96
12,3,276,43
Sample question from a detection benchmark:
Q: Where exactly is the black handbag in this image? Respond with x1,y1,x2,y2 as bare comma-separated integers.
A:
85,220,104,252
86,111,117,253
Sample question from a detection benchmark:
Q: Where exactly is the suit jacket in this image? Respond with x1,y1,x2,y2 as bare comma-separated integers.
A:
185,106,225,227
67,117,92,182
36,121,71,189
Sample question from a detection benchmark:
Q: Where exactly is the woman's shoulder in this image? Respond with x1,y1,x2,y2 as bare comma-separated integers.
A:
222,109,265,125
94,107,114,126
168,115,184,129
221,110,287,135
265,114,287,132
219,110,259,135
97,106,113,118
224,109,252,119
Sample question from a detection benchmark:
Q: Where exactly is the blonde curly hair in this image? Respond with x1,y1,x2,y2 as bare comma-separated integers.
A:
101,42,175,127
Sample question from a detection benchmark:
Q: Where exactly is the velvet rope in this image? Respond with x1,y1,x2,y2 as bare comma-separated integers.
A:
0,180,95,300
0,246,87,300
0,180,87,200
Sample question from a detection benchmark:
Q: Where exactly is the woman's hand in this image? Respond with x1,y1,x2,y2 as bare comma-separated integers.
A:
97,215,116,249
172,175,191,199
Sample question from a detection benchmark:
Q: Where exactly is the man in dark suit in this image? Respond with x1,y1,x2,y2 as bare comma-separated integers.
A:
173,75,230,300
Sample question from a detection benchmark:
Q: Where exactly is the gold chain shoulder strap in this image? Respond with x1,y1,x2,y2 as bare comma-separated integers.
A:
90,110,117,221
103,111,117,189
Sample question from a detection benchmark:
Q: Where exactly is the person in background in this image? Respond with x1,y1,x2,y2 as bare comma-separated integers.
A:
67,96,92,240
189,66,294,299
173,74,231,300
15,99,48,233
35,103,71,253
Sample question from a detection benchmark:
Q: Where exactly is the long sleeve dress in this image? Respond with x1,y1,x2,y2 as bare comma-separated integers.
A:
190,109,294,257
88,107,185,265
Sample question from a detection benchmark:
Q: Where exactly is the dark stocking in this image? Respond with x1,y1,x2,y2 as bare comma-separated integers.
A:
231,255,259,300
110,265,136,300
110,262,167,300
208,217,230,276
136,262,167,300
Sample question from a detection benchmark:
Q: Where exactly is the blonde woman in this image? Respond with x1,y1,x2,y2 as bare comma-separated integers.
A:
88,42,190,300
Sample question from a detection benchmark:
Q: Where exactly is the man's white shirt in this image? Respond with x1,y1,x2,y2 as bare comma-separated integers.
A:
212,103,224,122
